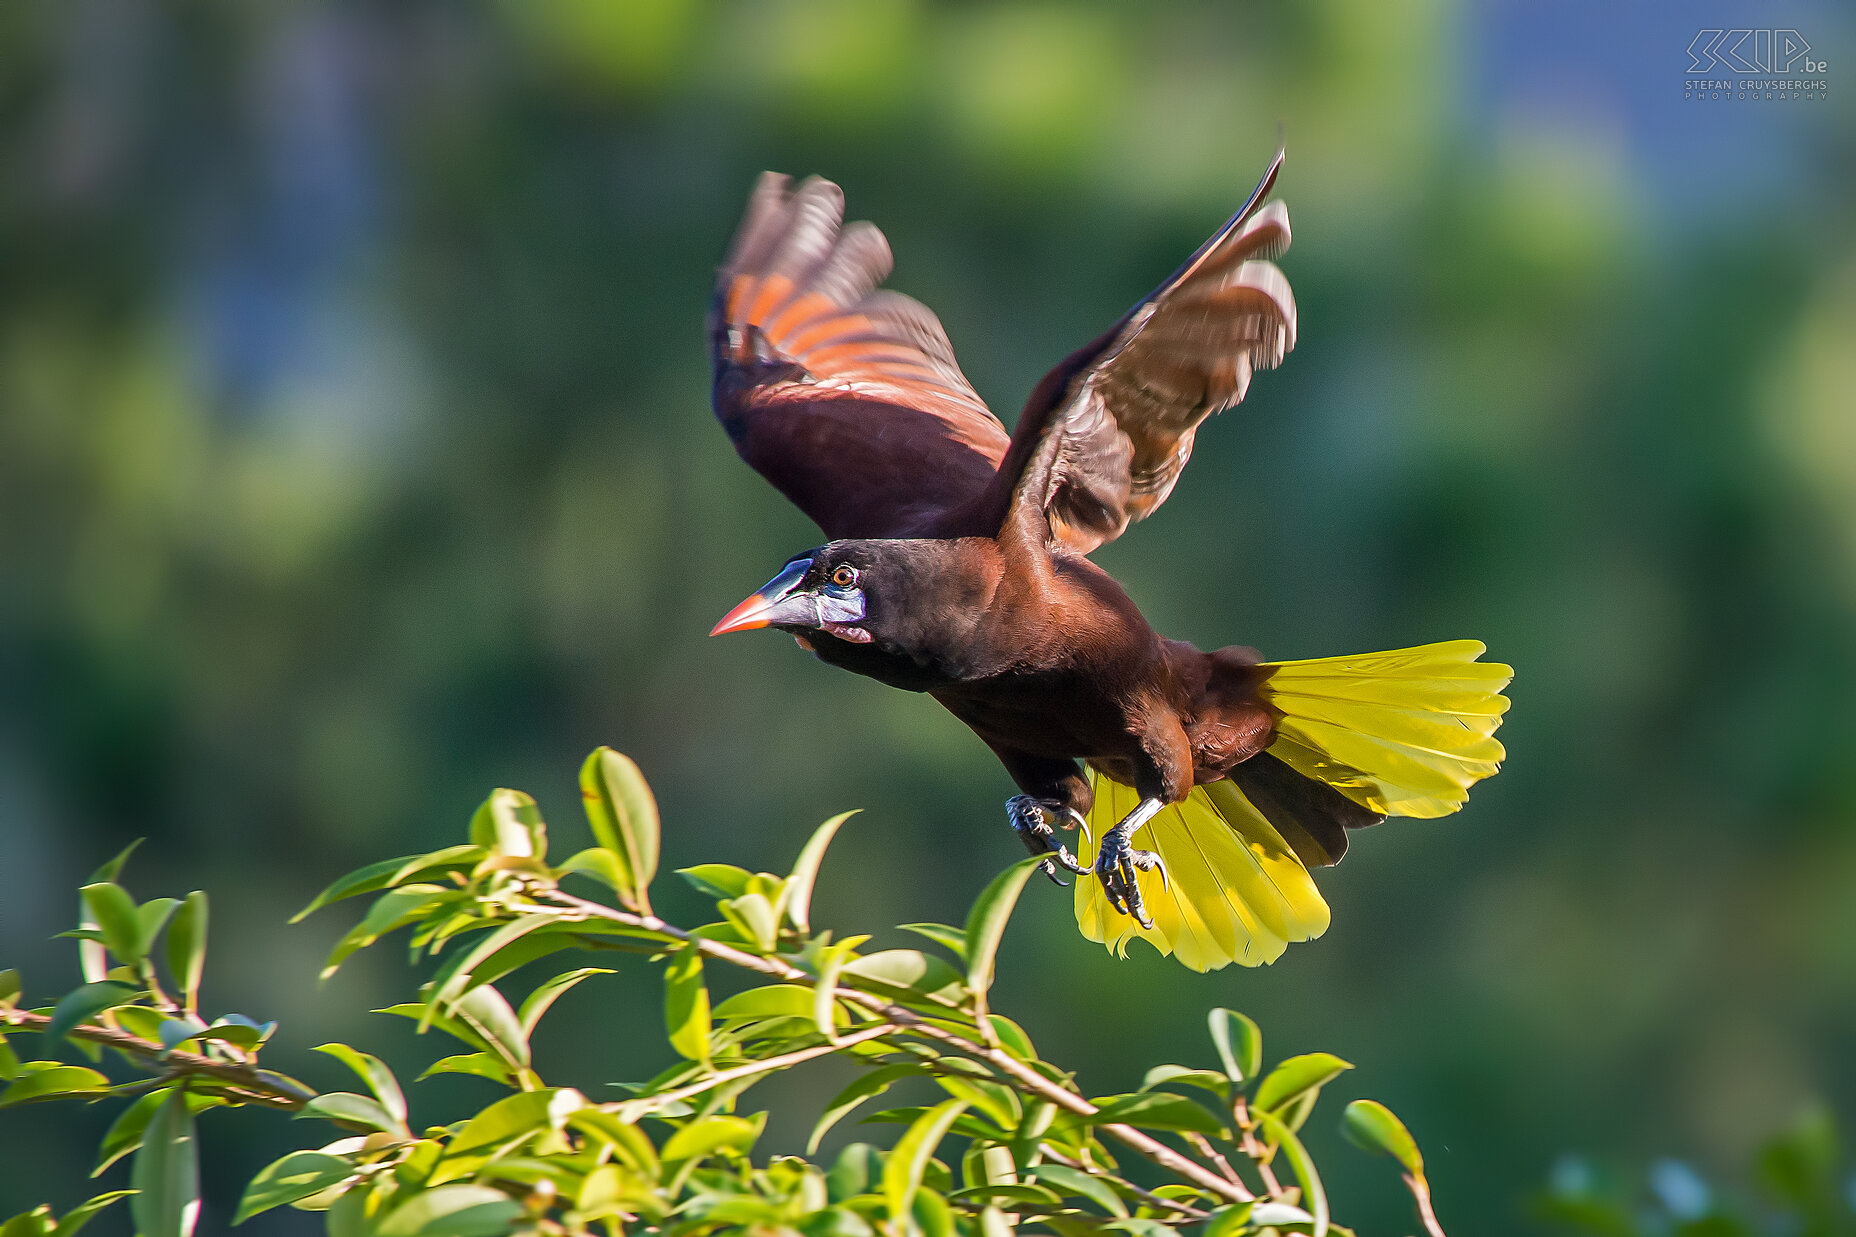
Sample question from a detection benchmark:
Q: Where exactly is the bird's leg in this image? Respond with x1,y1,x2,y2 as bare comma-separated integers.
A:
986,747,1094,887
1095,797,1169,929
1006,796,1090,885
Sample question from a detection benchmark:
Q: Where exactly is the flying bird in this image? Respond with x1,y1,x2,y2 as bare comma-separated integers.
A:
707,153,1511,971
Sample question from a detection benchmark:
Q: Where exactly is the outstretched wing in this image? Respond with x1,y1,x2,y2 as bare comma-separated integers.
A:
992,152,1298,554
711,174,1012,540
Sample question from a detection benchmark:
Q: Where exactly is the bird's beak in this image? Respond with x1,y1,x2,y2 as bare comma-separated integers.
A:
710,558,813,636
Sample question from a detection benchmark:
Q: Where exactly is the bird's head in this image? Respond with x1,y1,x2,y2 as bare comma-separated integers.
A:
709,539,986,659
708,542,891,646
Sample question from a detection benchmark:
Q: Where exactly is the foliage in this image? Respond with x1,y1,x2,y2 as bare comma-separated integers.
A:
1536,1107,1856,1237
0,748,1447,1237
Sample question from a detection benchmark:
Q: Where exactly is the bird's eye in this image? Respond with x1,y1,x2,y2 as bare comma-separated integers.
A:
830,565,858,588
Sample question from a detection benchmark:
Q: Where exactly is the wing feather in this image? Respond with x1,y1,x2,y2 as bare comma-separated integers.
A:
989,153,1298,554
710,174,1012,539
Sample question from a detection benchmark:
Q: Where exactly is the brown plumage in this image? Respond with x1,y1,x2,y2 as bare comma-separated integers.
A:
707,154,1511,964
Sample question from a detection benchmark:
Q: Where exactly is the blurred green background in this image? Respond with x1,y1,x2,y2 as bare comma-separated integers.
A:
3,0,1853,1230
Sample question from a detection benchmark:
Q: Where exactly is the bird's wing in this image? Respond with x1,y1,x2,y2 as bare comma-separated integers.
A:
711,173,1012,540
992,152,1297,554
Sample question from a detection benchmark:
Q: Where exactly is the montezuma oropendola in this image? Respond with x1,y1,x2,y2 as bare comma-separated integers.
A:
708,153,1512,970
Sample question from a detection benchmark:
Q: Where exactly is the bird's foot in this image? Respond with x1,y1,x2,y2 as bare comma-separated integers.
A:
1006,795,1089,886
1095,815,1168,930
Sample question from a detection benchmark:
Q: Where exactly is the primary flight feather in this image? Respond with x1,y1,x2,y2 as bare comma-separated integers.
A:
707,152,1512,971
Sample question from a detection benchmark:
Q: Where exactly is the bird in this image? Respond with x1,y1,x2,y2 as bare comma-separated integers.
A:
705,152,1512,971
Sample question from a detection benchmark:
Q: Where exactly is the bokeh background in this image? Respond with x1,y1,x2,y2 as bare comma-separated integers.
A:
2,0,1853,1230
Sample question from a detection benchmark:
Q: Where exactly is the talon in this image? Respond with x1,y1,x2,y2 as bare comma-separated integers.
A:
1092,804,1166,930
1007,796,1089,877
1037,858,1070,888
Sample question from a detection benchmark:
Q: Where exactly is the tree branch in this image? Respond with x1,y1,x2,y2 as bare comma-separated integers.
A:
0,1007,316,1111
533,887,1257,1207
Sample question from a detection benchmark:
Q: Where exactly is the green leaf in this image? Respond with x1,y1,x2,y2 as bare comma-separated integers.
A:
580,747,660,912
1341,1099,1424,1179
719,892,779,951
1249,1202,1318,1228
450,1088,583,1154
78,884,142,963
1089,1092,1227,1136
567,1109,660,1174
1256,1110,1328,1237
914,1186,956,1237
1254,1052,1353,1116
884,1100,969,1221
131,1090,200,1237
0,1206,50,1237
782,810,858,934
234,1152,355,1224
94,1087,170,1174
134,898,180,961
810,1063,921,1154
678,864,755,900
932,1073,1019,1130
1028,1164,1128,1217
321,885,454,978
297,1092,404,1134
0,1037,16,1081
815,945,852,1042
0,1065,109,1107
713,984,823,1022
417,1054,512,1085
1208,1008,1261,1085
450,985,531,1070
1102,1222,1181,1237
50,1191,134,1237
203,1015,275,1050
950,1181,1069,1210
664,945,711,1064
842,950,966,1005
374,1185,522,1237
1140,1065,1231,1100
157,1015,207,1053
899,923,967,961
88,840,142,885
471,787,547,862
45,982,136,1046
429,916,555,1014
962,858,1043,996
165,893,208,1011
315,1044,408,1126
517,968,613,1038
986,1015,1037,1061
1200,1203,1256,1237
828,1143,883,1203
662,1113,763,1162
291,855,419,923
0,970,20,1007
556,849,627,892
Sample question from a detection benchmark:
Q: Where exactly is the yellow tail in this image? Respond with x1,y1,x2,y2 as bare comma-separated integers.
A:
1074,639,1512,971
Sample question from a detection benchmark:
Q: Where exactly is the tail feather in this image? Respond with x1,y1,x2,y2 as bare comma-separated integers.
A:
1070,639,1512,971
1075,772,1329,972
1260,640,1513,818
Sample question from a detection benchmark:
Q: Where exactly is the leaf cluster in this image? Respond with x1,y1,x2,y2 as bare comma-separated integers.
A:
0,748,1445,1237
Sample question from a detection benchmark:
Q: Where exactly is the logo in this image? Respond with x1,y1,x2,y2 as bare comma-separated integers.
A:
1684,29,1829,100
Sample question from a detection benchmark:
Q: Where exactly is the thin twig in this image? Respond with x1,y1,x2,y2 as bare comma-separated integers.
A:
1184,1131,1256,1199
612,1024,897,1115
0,1007,314,1111
1036,1143,1210,1219
1406,1173,1447,1237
